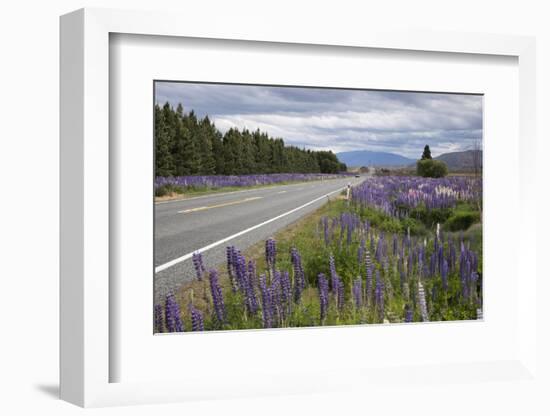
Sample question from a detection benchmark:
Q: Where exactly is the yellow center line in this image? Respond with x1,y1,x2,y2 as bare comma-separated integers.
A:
277,190,287,194
177,196,263,214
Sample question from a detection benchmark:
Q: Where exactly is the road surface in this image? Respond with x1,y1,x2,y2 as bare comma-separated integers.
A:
154,175,366,303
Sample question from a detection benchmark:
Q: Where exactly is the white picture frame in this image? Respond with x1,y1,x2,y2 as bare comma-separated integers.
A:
60,7,537,407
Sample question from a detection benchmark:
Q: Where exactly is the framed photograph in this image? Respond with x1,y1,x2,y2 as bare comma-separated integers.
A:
152,80,484,333
60,8,537,407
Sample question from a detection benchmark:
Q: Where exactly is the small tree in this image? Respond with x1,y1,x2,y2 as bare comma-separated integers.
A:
417,159,448,178
421,145,432,160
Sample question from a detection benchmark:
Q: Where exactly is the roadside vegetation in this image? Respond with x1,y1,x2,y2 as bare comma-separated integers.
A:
154,173,354,199
155,171,483,333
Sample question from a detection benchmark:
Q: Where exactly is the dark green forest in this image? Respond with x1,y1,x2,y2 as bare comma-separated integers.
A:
155,103,347,177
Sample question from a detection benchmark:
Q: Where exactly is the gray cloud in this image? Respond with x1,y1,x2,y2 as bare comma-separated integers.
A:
155,82,482,158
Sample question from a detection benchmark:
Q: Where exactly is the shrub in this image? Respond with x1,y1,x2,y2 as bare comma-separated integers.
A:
379,218,403,234
416,159,448,178
410,206,453,227
360,206,427,235
401,217,428,236
443,211,480,231
359,207,391,228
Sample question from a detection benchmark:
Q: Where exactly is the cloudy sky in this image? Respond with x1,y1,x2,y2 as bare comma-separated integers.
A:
155,82,483,159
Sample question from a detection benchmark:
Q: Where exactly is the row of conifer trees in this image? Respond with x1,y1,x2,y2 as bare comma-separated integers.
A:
155,103,347,177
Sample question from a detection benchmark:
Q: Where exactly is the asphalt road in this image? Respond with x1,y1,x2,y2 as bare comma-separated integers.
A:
154,176,366,303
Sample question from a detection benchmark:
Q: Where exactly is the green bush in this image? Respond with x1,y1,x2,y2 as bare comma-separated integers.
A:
443,211,480,231
379,218,403,234
400,217,428,236
416,159,448,178
359,206,428,236
410,205,453,227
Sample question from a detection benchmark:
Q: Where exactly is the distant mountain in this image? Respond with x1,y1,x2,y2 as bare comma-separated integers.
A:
336,150,415,167
435,150,482,172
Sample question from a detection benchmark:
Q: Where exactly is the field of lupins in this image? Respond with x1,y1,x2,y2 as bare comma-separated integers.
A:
155,173,352,193
351,176,482,218
155,176,482,333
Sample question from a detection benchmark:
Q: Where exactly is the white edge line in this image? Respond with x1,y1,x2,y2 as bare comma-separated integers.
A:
155,186,345,273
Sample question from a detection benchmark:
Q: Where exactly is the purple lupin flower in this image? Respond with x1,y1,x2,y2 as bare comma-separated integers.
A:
365,250,373,305
291,247,306,303
329,255,339,293
247,260,258,291
226,245,234,274
418,245,425,271
265,238,277,270
437,246,444,276
241,260,259,316
269,271,282,325
318,273,329,322
192,252,205,281
165,293,184,332
460,254,471,300
154,304,164,333
423,263,429,281
352,278,362,309
346,220,353,246
208,269,225,323
441,259,449,291
280,271,292,305
235,253,248,292
188,303,205,331
429,252,436,278
226,246,238,292
259,274,272,328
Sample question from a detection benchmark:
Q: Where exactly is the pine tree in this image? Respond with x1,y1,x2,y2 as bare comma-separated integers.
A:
155,103,175,176
241,129,257,174
222,128,242,175
198,116,216,174
211,128,224,175
172,115,194,176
